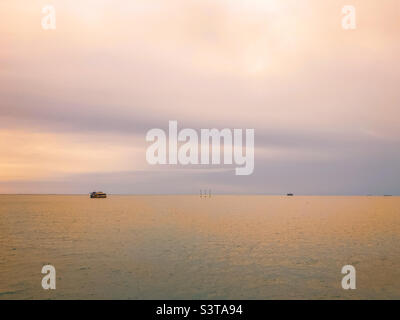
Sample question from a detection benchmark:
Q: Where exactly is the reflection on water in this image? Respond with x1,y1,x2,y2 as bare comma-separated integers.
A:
0,195,399,299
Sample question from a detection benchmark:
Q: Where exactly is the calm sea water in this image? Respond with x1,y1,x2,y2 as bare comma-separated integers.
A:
0,195,399,299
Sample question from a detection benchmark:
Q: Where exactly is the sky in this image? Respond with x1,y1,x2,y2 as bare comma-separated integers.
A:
1,0,400,194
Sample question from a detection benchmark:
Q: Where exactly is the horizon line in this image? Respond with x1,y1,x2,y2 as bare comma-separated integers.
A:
0,193,398,196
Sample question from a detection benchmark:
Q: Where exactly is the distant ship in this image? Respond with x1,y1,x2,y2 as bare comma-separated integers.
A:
287,193,294,196
90,191,107,198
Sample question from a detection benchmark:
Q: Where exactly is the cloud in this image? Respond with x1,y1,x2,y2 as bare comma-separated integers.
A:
0,0,400,193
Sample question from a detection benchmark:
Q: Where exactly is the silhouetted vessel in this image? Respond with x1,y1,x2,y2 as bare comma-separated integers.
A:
90,191,107,198
287,193,294,196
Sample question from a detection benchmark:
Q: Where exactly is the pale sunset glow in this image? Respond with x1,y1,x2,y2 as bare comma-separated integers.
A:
1,0,400,194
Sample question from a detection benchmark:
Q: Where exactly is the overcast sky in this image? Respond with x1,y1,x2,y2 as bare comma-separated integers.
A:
1,0,400,194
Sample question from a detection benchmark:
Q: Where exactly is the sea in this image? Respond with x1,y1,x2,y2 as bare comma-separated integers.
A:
1,195,399,299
